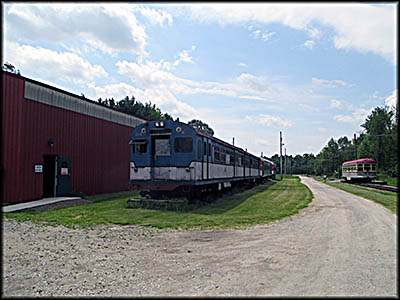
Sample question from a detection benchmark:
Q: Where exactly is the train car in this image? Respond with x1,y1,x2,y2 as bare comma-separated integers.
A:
260,157,275,180
129,120,273,201
342,158,377,182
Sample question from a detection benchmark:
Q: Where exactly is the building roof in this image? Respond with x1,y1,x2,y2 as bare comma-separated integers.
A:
2,70,146,128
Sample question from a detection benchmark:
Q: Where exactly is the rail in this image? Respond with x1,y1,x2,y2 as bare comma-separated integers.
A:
341,181,398,193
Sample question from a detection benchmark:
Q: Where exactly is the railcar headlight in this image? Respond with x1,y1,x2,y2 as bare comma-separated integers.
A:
176,127,182,133
160,121,164,127
155,122,160,127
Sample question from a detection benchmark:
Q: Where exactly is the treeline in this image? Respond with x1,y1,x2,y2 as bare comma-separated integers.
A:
267,105,398,178
97,96,175,121
96,96,215,136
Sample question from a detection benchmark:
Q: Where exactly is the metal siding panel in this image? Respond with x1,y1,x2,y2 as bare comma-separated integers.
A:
4,73,137,203
2,73,24,204
24,81,145,127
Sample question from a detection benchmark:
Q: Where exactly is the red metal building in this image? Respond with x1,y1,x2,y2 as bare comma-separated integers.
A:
1,71,145,204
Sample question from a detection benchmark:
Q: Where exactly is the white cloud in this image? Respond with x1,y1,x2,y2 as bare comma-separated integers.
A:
248,26,276,42
5,42,108,84
115,57,279,102
303,40,315,50
162,45,196,70
330,99,343,108
251,30,261,39
246,114,293,127
333,107,373,123
385,89,397,109
261,31,276,41
312,77,349,88
238,62,247,67
256,138,275,147
175,3,396,64
87,81,197,119
299,103,320,113
137,6,173,26
5,3,148,57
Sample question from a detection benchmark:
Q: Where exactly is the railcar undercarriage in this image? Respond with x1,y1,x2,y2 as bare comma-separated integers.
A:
134,177,271,204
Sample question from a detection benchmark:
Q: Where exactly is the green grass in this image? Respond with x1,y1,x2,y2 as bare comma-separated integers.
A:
374,175,398,187
322,181,397,214
3,177,313,230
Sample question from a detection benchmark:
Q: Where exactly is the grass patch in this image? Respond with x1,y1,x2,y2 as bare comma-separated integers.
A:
374,176,398,187
3,177,313,230
322,181,397,214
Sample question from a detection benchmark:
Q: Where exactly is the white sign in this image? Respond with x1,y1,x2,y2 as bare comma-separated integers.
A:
61,168,68,175
35,165,43,173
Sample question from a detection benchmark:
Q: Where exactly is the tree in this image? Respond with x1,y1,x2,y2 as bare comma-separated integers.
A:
96,95,174,121
361,106,396,173
188,119,214,136
2,62,21,75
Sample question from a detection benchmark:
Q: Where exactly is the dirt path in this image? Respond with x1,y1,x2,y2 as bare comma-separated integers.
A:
2,176,397,296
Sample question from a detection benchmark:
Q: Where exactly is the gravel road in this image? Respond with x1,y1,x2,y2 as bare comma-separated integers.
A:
2,176,397,297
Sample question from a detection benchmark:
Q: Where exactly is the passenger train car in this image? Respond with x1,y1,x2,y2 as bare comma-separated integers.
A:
342,158,377,182
129,120,274,201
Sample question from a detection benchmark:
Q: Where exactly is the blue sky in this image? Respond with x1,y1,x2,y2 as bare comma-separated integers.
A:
2,3,397,157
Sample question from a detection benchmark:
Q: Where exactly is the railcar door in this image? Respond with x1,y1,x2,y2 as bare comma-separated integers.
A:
202,137,208,180
151,134,172,180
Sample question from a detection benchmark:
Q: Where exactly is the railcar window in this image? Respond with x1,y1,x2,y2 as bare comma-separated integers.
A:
204,142,207,156
197,140,202,160
221,153,226,163
155,138,170,156
132,140,147,154
371,164,376,171
137,144,147,153
214,148,220,162
174,137,193,153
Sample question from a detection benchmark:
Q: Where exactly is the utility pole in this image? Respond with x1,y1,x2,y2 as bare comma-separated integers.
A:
353,133,357,160
280,131,283,181
285,147,287,175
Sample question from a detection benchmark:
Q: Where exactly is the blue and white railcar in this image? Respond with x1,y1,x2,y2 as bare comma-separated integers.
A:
129,120,271,199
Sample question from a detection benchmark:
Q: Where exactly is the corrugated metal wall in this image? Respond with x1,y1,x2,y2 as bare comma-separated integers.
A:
1,72,25,204
2,71,145,204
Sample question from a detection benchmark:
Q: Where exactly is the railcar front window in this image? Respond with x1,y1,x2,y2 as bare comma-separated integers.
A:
132,140,147,154
174,137,193,153
155,139,170,156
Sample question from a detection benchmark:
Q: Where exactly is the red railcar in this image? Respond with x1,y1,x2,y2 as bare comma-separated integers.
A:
342,158,377,182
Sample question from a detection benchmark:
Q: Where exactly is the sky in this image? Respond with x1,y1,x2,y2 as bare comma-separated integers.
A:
2,2,398,157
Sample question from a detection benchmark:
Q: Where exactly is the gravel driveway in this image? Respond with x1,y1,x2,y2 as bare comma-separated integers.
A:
2,176,397,296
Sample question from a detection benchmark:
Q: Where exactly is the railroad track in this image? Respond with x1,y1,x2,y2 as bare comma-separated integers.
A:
341,180,398,193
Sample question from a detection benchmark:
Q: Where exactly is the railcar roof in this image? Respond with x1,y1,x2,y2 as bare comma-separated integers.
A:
342,158,376,165
132,120,262,160
194,128,260,159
